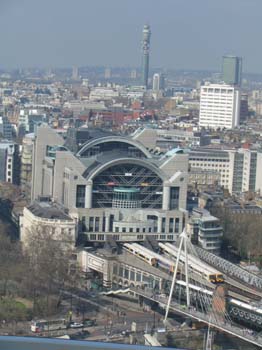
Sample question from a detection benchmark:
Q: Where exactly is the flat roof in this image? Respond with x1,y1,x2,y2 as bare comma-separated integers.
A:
27,201,72,221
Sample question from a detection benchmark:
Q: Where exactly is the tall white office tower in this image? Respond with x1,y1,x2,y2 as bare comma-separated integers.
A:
199,83,241,130
152,73,160,91
152,73,165,91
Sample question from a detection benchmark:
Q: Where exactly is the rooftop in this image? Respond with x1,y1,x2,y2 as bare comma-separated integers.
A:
27,200,72,220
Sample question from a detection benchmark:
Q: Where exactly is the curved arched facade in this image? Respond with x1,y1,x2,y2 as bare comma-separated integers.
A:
91,161,164,209
31,126,188,244
77,136,152,159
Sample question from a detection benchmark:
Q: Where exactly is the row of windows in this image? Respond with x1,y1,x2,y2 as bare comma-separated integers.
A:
191,163,228,169
87,233,175,241
202,88,234,94
190,158,228,162
113,265,160,287
115,227,155,233
81,216,180,234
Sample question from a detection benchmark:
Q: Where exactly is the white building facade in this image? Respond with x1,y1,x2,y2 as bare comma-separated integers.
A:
199,83,241,130
189,147,262,194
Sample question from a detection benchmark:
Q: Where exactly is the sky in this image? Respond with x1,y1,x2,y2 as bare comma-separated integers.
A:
0,0,261,72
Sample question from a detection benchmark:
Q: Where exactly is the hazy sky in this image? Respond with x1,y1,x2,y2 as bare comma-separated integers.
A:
0,0,261,72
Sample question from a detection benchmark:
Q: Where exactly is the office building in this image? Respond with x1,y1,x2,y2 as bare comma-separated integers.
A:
141,24,151,88
188,208,223,255
29,125,189,244
20,199,77,246
199,83,241,129
0,116,12,140
189,147,262,194
0,142,20,184
152,73,165,91
19,109,46,135
20,133,35,198
222,55,242,86
152,73,160,91
72,66,79,80
132,127,210,151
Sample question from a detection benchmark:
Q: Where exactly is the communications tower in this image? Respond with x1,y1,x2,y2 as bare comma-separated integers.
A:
141,24,151,88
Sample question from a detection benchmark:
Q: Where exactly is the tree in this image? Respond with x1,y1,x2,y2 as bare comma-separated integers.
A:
22,225,79,317
0,228,24,297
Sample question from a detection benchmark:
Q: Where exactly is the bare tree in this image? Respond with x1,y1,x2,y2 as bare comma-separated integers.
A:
22,225,79,317
0,228,24,297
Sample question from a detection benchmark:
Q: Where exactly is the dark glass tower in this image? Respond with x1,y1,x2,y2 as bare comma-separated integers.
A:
222,56,242,86
141,24,151,88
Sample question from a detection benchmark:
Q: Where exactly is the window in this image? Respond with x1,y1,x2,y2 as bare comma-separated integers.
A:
90,234,96,240
175,218,180,233
115,227,119,233
169,218,174,233
89,217,94,232
76,185,85,208
102,217,106,232
170,187,179,209
130,270,135,281
137,235,144,240
136,228,140,233
122,227,126,233
136,272,141,281
81,216,86,231
142,228,146,233
161,218,166,233
98,234,104,241
95,217,99,232
129,228,133,233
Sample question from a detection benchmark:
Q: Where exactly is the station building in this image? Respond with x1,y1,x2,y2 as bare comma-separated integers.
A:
26,125,189,244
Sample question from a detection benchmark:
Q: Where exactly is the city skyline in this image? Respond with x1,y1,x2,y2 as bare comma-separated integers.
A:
0,0,262,72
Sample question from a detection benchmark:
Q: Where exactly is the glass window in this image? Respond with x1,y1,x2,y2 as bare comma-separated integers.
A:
76,185,85,208
130,270,135,281
136,272,141,281
95,217,99,232
175,218,180,233
89,217,94,232
170,187,179,210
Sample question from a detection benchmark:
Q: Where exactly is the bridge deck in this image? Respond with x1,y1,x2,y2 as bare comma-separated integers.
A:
130,287,262,348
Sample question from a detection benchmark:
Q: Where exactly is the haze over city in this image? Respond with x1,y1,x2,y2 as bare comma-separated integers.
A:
1,1,262,350
0,0,261,72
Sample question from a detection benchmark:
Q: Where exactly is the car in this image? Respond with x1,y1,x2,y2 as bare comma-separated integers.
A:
83,319,96,327
70,330,90,339
69,322,83,328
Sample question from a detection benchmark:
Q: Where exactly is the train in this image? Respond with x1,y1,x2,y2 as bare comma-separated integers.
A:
123,243,175,272
123,243,158,266
159,242,224,284
228,299,262,329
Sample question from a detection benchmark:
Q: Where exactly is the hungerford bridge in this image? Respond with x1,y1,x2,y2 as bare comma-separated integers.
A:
104,230,262,348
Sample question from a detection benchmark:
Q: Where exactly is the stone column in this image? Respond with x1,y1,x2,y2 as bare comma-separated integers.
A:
85,180,93,209
162,183,170,210
105,216,110,232
157,217,162,233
